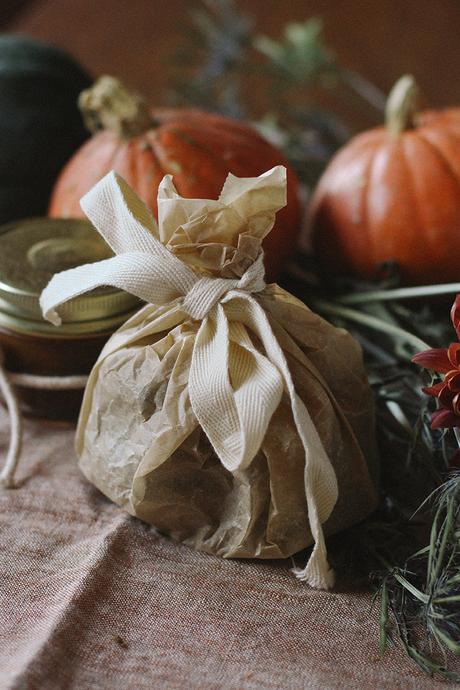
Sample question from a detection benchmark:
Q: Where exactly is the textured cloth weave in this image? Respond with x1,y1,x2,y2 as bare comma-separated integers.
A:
0,411,458,690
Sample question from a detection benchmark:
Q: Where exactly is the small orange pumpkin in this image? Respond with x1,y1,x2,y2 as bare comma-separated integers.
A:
309,75,460,285
49,76,301,281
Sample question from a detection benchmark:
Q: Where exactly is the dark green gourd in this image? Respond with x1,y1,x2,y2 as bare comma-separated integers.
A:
0,34,91,223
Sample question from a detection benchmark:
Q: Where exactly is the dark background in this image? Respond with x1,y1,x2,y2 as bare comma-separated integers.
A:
2,0,459,131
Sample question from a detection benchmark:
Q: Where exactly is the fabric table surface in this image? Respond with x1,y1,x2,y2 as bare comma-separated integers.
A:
0,410,458,690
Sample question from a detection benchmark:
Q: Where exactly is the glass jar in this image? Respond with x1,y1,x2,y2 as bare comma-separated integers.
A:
0,218,140,420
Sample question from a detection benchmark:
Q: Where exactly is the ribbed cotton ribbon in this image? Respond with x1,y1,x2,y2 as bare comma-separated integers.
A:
39,170,338,589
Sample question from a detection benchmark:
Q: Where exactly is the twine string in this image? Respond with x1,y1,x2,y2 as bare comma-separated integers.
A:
0,347,87,488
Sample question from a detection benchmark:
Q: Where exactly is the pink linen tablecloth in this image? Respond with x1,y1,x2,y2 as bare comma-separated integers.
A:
0,411,457,690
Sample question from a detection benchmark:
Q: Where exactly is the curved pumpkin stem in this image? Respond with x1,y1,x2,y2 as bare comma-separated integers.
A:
385,74,419,137
78,76,153,139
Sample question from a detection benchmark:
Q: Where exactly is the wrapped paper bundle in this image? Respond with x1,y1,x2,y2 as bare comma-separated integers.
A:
40,166,378,589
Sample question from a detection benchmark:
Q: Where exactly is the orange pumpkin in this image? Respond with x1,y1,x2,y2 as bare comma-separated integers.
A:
309,75,460,285
49,76,301,281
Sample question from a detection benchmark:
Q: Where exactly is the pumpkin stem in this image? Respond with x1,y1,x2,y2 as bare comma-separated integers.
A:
385,74,420,136
78,76,153,139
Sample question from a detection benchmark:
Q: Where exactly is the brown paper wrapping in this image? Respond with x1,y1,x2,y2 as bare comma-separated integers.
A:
41,166,378,566
76,284,377,560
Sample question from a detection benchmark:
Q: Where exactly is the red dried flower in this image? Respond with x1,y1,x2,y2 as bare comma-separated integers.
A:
412,295,460,429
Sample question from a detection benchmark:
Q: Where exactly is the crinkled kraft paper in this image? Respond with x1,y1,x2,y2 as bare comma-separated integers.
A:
76,285,378,559
40,165,380,562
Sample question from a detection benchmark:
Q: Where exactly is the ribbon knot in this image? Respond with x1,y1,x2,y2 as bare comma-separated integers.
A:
182,254,266,320
182,276,239,320
39,168,339,591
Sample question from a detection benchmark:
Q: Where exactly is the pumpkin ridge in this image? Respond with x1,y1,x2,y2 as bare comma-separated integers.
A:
400,136,427,272
135,136,162,207
147,131,194,195
109,135,127,168
166,123,286,172
416,130,460,196
108,137,133,177
362,146,381,277
54,133,122,218
90,135,127,195
166,127,226,163
159,110,265,141
164,124,291,185
161,118,267,149
165,127,234,178
309,139,381,277
144,132,167,176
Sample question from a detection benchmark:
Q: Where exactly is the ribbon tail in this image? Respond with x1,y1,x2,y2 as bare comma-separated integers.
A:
289,392,337,590
40,252,192,326
291,465,336,589
292,542,335,590
223,293,338,590
81,172,198,296
80,170,161,255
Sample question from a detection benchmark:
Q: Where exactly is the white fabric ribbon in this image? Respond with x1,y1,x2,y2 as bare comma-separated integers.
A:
40,168,338,589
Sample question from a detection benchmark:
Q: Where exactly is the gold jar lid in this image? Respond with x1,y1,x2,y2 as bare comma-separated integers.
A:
0,218,141,336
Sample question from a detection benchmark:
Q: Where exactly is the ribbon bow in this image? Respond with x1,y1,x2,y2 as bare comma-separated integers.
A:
40,167,338,590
